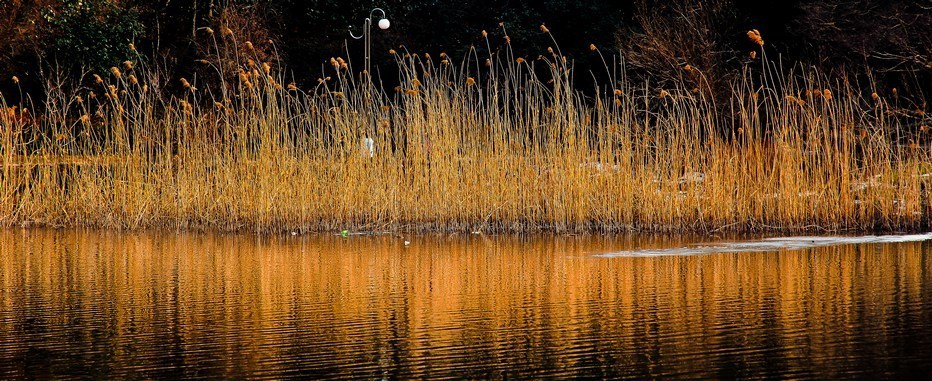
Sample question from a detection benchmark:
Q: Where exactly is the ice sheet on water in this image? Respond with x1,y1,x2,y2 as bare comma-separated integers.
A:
595,233,932,257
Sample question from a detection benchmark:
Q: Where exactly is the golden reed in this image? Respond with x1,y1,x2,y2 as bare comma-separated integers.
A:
0,30,929,233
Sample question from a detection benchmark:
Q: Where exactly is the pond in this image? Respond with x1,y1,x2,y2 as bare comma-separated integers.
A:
1,229,930,379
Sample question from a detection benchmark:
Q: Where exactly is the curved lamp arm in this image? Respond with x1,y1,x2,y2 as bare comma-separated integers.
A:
370,8,386,21
348,24,366,40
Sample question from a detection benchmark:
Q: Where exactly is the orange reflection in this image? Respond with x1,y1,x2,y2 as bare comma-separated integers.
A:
0,230,928,379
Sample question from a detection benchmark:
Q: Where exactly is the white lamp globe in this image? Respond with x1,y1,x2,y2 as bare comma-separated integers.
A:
378,18,390,30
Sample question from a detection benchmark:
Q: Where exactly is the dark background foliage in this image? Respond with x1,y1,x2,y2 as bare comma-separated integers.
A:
1,0,929,105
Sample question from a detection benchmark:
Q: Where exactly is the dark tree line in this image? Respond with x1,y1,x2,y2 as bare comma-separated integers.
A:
1,0,929,104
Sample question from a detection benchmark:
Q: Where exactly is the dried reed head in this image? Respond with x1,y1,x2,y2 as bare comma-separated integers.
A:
747,29,764,46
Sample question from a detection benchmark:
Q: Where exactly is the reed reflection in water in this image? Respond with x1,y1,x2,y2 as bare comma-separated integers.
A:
1,229,930,379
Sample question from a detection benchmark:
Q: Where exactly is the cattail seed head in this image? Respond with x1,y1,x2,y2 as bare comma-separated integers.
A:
389,49,396,55
516,57,525,64
540,24,549,33
128,75,138,85
749,51,757,59
11,76,18,84
411,78,422,87
245,41,254,51
128,43,136,52
466,77,476,86
123,60,134,70
589,44,596,51
204,27,214,34
822,89,832,100
482,30,488,38
110,67,122,79
262,62,271,74
221,26,233,36
613,89,622,96
747,29,764,46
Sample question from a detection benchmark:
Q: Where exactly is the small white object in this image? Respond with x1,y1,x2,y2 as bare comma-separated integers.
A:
362,137,374,157
404,240,410,246
291,231,297,236
362,138,375,157
378,18,390,30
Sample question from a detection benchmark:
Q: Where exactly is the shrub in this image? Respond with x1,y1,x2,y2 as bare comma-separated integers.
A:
40,0,143,73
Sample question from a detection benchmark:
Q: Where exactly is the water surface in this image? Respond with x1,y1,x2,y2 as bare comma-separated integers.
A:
1,229,930,379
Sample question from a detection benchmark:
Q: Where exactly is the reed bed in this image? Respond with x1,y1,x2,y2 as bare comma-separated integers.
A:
1,28,929,234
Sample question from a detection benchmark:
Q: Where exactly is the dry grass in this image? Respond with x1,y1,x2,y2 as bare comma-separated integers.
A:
1,28,929,234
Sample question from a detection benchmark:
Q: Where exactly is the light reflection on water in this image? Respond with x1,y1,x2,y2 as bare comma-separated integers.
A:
595,233,932,257
0,229,930,379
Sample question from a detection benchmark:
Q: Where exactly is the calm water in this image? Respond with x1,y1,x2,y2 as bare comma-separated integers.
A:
1,229,930,379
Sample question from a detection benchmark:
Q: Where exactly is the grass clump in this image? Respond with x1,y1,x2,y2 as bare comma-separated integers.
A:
1,26,929,234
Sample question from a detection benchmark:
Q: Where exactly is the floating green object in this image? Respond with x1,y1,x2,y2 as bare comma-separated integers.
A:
340,230,349,237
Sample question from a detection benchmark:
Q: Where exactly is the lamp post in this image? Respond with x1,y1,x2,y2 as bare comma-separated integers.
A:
349,8,390,77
